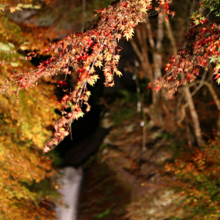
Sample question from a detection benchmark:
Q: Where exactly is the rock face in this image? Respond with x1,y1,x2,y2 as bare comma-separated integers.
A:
100,123,181,220
56,166,83,220
77,112,183,220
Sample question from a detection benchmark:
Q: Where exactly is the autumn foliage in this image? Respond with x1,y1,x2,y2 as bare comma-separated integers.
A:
1,0,220,218
149,5,220,99
165,137,220,219
0,0,173,153
0,8,59,220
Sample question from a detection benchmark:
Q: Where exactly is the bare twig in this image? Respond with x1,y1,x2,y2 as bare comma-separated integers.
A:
141,93,147,152
81,0,86,32
189,80,220,110
191,70,207,96
134,60,141,113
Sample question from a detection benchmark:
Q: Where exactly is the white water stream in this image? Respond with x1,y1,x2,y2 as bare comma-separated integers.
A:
56,166,83,220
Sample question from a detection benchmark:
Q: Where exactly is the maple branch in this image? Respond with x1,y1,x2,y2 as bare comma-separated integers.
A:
0,0,174,152
164,15,203,147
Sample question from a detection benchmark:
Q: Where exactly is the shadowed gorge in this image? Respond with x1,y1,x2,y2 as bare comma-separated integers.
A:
63,127,110,167
1,0,220,219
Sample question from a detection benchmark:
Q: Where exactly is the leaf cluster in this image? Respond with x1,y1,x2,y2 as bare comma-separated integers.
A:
151,18,220,97
204,0,220,17
0,0,173,152
0,9,60,220
166,138,220,219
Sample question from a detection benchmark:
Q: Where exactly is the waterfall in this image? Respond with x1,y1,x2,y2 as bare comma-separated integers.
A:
56,166,83,220
55,120,111,219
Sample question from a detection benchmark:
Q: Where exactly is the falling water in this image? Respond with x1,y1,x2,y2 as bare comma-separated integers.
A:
56,166,83,220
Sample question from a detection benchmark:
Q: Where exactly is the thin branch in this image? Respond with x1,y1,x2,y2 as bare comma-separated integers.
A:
178,80,220,125
141,93,147,152
134,60,141,113
190,80,220,111
191,70,207,97
81,0,86,32
145,16,155,48
130,40,144,63
165,15,203,146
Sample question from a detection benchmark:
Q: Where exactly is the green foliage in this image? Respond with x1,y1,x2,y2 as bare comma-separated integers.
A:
110,90,137,126
204,0,220,16
96,208,110,218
